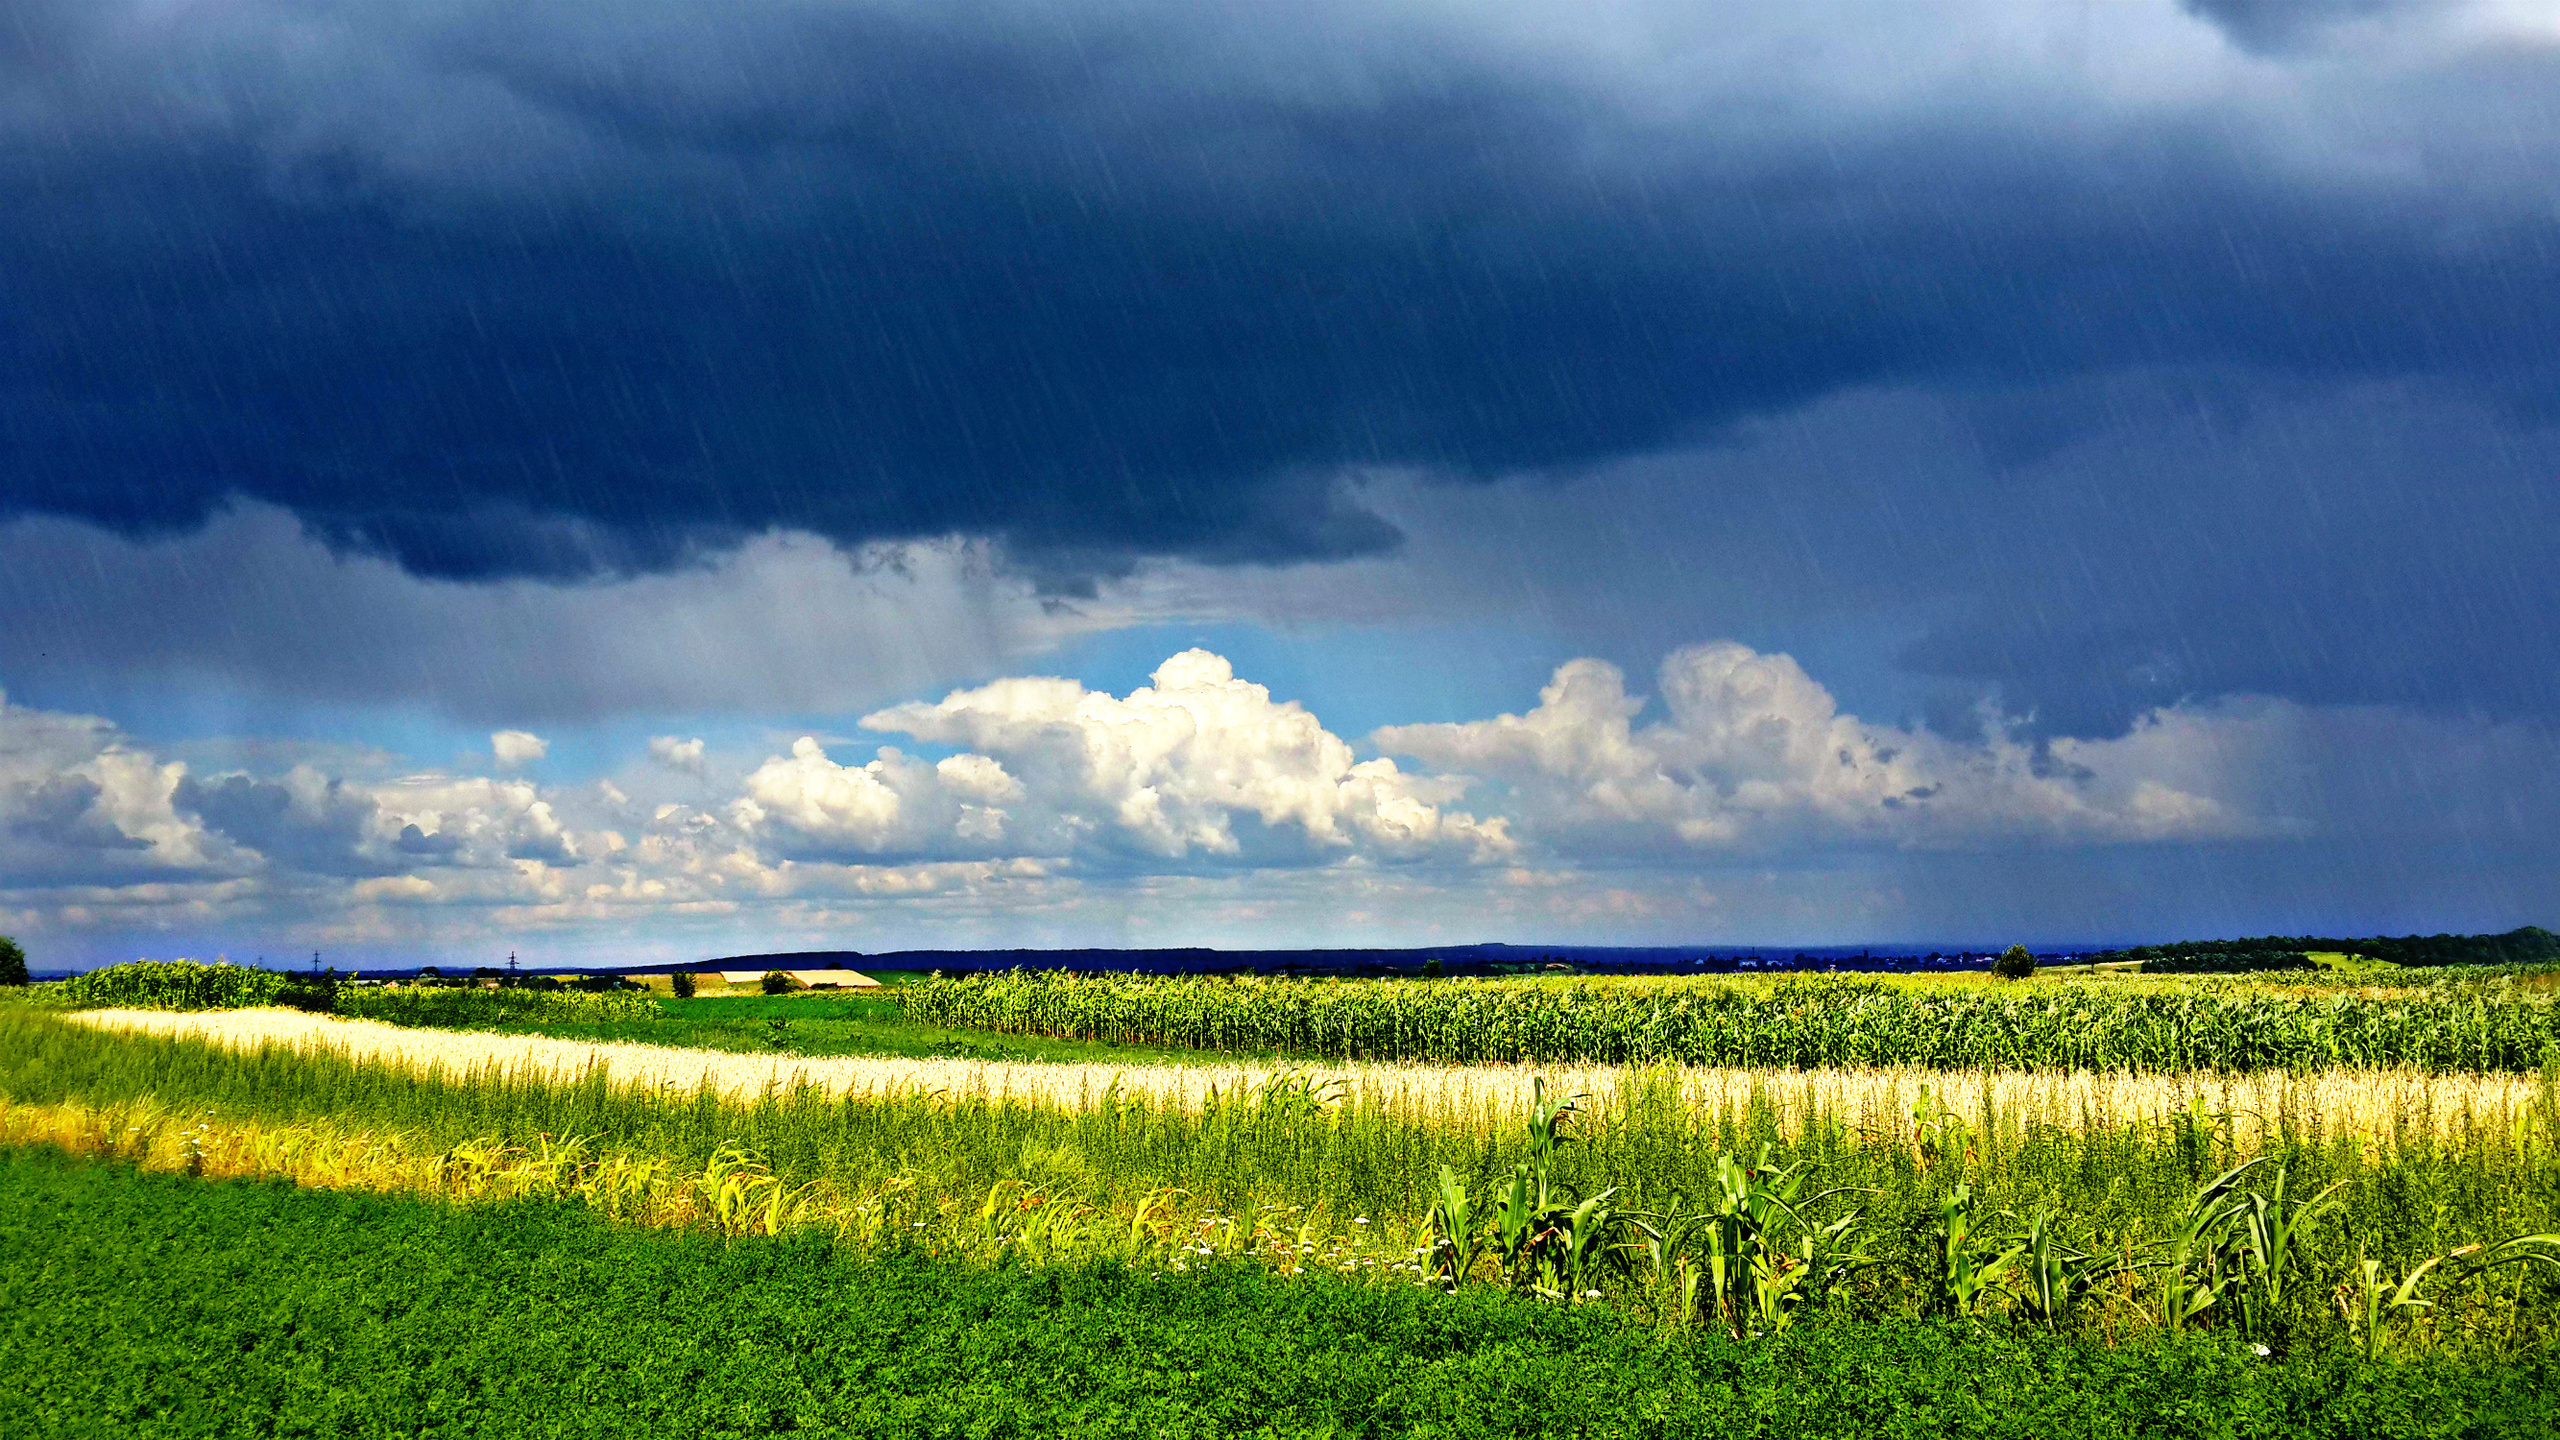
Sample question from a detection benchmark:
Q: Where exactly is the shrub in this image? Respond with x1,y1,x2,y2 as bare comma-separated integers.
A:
1993,944,2038,981
670,971,698,999
0,936,26,988
761,970,803,995
268,972,342,1014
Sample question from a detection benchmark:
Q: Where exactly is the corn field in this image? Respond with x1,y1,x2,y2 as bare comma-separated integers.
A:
31,960,658,1027
64,1006,2560,1151
8,1007,2560,1356
44,960,303,1011
899,970,2560,1073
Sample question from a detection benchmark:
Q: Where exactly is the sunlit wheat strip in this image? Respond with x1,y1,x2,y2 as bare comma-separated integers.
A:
70,1006,2550,1146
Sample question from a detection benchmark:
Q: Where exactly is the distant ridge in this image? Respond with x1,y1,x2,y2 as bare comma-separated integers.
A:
695,942,2050,979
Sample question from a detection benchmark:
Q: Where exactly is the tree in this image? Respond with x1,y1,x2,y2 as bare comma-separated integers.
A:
0,935,26,987
761,970,803,995
1993,944,2037,981
670,971,698,999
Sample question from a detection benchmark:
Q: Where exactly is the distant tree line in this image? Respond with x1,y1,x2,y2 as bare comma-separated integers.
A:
2084,926,2558,974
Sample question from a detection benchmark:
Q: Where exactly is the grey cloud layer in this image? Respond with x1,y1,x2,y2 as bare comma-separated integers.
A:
5,0,2555,596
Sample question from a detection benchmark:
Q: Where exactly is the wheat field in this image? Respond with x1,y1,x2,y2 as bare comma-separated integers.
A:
70,1006,2555,1148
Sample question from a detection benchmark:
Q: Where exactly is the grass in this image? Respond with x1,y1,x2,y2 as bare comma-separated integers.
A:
470,990,1244,1066
10,1009,2560,1353
66,1006,2560,1148
6,1147,2556,1439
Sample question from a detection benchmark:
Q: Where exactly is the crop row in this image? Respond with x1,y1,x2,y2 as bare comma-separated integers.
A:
8,1008,2559,1356
33,960,658,1028
899,970,2560,1072
18,1150,2553,1440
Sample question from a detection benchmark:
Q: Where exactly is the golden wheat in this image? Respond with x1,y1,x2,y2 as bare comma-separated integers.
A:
68,1006,2551,1149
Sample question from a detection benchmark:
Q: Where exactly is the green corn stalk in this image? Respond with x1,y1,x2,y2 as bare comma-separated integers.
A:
1653,1145,1869,1337
1554,1188,1648,1302
2155,1157,2263,1334
2337,1234,2560,1359
2341,1253,2444,1360
2231,1166,2346,1345
1490,1160,1559,1294
1422,1165,1485,1290
1926,1182,2026,1318
2009,1205,2116,1331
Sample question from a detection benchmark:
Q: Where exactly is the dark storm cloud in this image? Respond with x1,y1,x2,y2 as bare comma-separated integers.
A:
2178,0,2423,52
3,0,2558,759
5,1,2556,586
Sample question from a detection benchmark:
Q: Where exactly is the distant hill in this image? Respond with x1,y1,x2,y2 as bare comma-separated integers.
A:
2082,926,2558,973
700,942,2046,979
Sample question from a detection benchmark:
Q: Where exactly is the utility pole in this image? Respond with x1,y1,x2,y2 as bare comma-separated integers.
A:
311,950,320,975
508,950,518,976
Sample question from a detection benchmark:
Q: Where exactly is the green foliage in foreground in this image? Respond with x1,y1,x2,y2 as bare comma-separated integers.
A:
11,1010,2560,1353
901,969,2560,1072
5,1150,2555,1440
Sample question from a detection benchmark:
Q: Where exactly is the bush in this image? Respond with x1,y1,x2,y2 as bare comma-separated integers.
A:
1993,944,2038,981
761,970,803,995
0,936,26,988
670,971,697,999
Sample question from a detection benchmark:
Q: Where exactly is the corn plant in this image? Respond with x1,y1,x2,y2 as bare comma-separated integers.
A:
1422,1164,1484,1290
2154,1158,2263,1334
1487,1080,1582,1295
1460,1080,1649,1302
2338,1235,2560,1359
2011,1206,2118,1331
2340,1252,2446,1359
1922,1183,2026,1318
2231,1166,2346,1345
1652,1146,1870,1337
897,969,2560,1072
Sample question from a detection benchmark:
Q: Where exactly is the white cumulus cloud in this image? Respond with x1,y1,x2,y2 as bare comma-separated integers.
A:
858,649,1512,865
1375,641,2266,853
490,730,547,767
647,736,707,773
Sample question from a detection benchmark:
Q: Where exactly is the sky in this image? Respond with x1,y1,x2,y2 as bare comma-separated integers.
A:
3,0,2556,969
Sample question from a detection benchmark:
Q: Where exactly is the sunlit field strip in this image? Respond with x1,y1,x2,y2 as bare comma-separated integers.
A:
71,1006,2556,1147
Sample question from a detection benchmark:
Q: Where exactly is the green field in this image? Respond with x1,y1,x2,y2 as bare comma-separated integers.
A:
8,1009,2559,1353
440,990,1245,1066
898,968,2560,1071
11,958,2560,1431
6,1148,2555,1439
